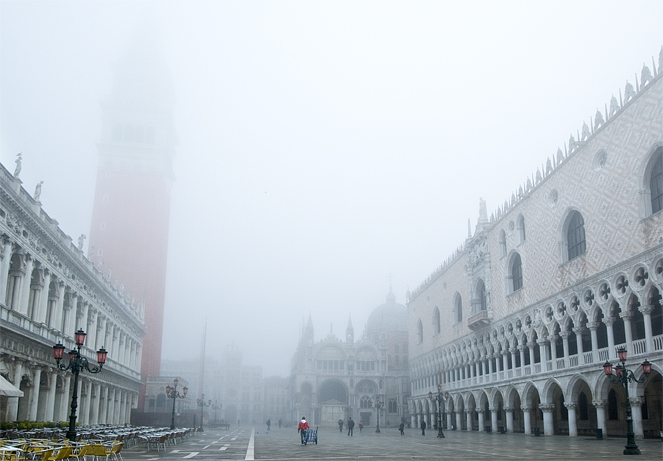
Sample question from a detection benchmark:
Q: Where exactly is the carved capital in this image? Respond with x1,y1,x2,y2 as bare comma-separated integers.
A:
564,403,577,410
593,400,607,409
602,316,616,326
638,304,654,315
504,406,513,412
521,406,531,412
587,322,600,331
539,404,554,412
619,311,634,320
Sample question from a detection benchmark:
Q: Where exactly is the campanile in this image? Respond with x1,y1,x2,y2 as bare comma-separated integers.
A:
88,36,176,410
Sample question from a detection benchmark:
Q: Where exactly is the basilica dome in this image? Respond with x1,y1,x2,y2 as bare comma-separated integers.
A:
365,290,408,338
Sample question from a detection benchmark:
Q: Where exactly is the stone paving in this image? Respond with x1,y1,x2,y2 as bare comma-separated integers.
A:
119,426,663,460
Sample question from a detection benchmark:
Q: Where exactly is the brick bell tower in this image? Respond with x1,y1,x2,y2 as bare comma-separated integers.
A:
88,34,176,411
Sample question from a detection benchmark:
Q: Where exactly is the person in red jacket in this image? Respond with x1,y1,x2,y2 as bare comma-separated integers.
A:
298,417,310,445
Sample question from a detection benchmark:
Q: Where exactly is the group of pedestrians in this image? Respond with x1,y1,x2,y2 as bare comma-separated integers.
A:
297,416,410,444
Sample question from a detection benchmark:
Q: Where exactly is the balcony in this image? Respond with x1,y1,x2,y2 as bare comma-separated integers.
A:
467,309,492,330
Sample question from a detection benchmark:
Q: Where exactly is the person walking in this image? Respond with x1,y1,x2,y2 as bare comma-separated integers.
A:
347,417,355,436
266,418,271,431
358,421,363,432
298,417,310,445
399,421,405,435
338,418,344,433
421,420,426,436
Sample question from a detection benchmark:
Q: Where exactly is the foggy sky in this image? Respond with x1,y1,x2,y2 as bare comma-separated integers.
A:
1,1,661,376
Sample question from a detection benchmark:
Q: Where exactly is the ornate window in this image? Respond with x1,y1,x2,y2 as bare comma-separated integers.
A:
510,253,523,292
567,211,586,260
360,395,372,408
388,399,398,413
454,294,462,324
650,148,663,214
474,279,487,314
433,307,440,334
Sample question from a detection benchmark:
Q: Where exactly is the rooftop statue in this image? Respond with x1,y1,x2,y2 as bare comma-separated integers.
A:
78,234,86,250
33,181,44,201
594,109,604,130
13,153,22,178
557,148,564,165
609,95,619,116
569,134,576,153
581,121,590,141
641,64,653,87
479,197,487,221
624,81,635,103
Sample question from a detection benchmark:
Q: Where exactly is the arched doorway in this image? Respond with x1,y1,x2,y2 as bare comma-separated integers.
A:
318,380,348,427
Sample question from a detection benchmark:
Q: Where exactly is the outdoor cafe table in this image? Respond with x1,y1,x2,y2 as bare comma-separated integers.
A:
0,446,24,461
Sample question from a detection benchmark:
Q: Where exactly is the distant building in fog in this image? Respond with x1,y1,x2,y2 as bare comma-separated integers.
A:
87,33,177,411
288,291,410,427
263,376,288,425
407,58,662,438
0,162,144,424
161,344,264,426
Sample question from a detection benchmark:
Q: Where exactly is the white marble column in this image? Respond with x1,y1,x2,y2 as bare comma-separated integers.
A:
107,388,115,424
528,342,536,368
18,254,34,315
574,328,584,364
45,369,57,421
566,403,577,436
0,237,13,302
541,405,554,435
477,410,485,431
505,407,514,432
621,311,634,352
465,410,472,431
83,380,92,425
446,411,452,429
100,386,109,424
594,401,607,437
53,281,65,332
36,268,51,324
630,397,644,438
455,411,462,430
57,375,71,422
86,310,98,350
490,407,498,432
561,331,570,368
588,322,599,363
91,382,101,425
604,317,616,360
28,368,42,421
522,406,531,434
640,305,654,352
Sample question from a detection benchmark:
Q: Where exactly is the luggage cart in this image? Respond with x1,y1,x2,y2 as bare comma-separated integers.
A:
304,427,318,444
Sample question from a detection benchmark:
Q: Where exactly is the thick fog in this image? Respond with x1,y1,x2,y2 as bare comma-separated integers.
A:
1,1,661,376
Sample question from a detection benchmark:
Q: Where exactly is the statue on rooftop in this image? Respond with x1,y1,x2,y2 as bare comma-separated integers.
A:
609,95,619,116
13,153,22,178
641,64,653,87
594,110,604,130
581,122,590,141
78,234,86,250
624,81,635,103
479,197,487,221
33,181,43,201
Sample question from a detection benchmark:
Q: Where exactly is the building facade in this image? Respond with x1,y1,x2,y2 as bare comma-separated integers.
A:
263,376,288,426
288,292,411,428
407,57,663,439
0,163,145,423
87,35,176,410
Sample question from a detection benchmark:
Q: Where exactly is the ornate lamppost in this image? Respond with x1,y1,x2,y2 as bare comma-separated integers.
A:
196,394,212,432
166,379,188,430
212,401,222,425
53,329,108,442
428,384,448,438
375,398,383,433
602,347,651,455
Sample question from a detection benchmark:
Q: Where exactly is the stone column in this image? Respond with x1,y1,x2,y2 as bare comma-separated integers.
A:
505,406,514,432
550,335,558,364
522,406,531,435
455,411,462,430
86,310,98,350
53,281,65,333
538,339,548,364
119,391,126,424
528,342,536,368
574,328,584,364
488,356,493,375
91,382,101,425
446,411,452,429
565,403,577,436
603,317,616,360
620,311,634,352
76,302,88,333
477,410,485,431
560,331,570,368
639,305,654,353
502,351,509,373
58,375,71,422
518,345,526,372
541,404,554,435
100,386,109,424
125,395,132,424
511,349,517,372
107,388,115,424
7,360,23,420
588,322,600,363
96,316,106,350
114,391,121,425
490,407,498,432
18,254,34,315
0,237,13,302
36,269,51,324
594,401,607,437
83,380,93,425
410,413,416,428
28,368,42,421
466,410,473,430
45,369,57,421
630,397,644,438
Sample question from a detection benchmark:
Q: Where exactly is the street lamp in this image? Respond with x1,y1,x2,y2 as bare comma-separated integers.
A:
212,401,222,425
52,329,107,442
196,394,212,432
602,347,651,455
375,398,383,433
165,379,188,430
428,384,448,438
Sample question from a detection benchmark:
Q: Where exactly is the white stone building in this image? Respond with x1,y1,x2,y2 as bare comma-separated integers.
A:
407,57,662,439
0,163,145,423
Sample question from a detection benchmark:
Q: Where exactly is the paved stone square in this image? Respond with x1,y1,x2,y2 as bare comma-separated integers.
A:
118,426,663,460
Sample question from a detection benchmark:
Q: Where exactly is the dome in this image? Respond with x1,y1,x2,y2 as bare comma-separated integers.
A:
366,290,408,336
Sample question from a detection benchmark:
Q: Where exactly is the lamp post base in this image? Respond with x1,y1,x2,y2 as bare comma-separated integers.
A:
437,430,445,438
